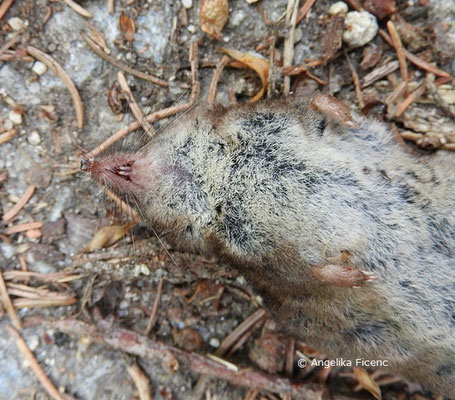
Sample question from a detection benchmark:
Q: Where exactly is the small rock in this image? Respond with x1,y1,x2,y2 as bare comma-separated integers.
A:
8,17,25,31
187,24,196,33
32,61,47,75
181,0,193,9
209,337,220,348
245,0,259,3
343,11,378,48
27,336,40,351
25,165,52,189
27,130,41,145
328,2,348,15
9,110,22,125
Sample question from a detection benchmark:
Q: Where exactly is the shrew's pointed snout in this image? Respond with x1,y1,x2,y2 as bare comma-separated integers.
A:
80,158,97,173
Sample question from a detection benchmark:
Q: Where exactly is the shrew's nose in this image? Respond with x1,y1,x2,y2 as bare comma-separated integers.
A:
80,158,94,172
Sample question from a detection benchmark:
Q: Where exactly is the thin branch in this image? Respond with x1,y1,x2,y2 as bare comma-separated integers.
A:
8,326,75,400
145,277,164,335
0,267,22,329
117,71,155,136
2,184,36,223
24,317,327,399
26,46,84,129
82,32,168,87
207,55,229,106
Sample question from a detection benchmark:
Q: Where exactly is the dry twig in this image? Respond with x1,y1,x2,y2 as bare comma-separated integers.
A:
8,326,75,400
86,43,200,157
125,361,153,400
117,71,155,136
4,221,43,235
283,0,299,95
0,128,18,145
0,268,22,329
2,184,36,223
379,30,452,80
26,46,84,129
207,55,230,106
24,317,327,399
0,0,14,20
386,21,408,85
145,277,164,335
82,32,168,87
296,0,317,24
344,50,364,109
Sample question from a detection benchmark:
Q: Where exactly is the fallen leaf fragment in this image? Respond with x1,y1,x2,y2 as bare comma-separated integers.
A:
353,367,382,399
199,0,229,40
84,222,136,252
119,12,135,42
220,47,269,102
85,21,110,54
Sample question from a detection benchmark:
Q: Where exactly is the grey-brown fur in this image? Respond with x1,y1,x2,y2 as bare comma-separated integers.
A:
86,95,455,397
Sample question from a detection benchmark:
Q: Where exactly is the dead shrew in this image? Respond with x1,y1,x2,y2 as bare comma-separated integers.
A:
82,94,455,397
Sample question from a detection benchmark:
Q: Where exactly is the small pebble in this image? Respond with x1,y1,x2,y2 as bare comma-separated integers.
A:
28,131,41,145
343,11,378,48
181,0,193,9
328,1,348,15
209,337,220,348
9,110,22,125
27,336,40,351
187,24,196,33
32,61,47,75
8,17,25,31
245,0,259,3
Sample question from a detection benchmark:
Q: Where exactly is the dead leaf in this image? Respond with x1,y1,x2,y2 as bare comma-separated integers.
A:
84,222,135,252
220,47,269,102
353,367,382,399
119,12,135,42
199,0,229,40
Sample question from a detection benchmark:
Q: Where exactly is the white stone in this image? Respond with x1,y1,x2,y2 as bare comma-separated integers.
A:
187,24,196,33
209,337,220,348
27,336,40,351
245,0,259,3
328,2,348,15
32,61,47,75
9,110,22,125
28,131,41,145
343,11,378,48
8,17,25,31
181,0,193,9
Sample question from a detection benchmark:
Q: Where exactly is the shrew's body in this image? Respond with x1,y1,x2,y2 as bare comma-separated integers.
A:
84,95,455,397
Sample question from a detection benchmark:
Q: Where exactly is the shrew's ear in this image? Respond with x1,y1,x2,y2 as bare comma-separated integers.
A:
310,93,359,129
